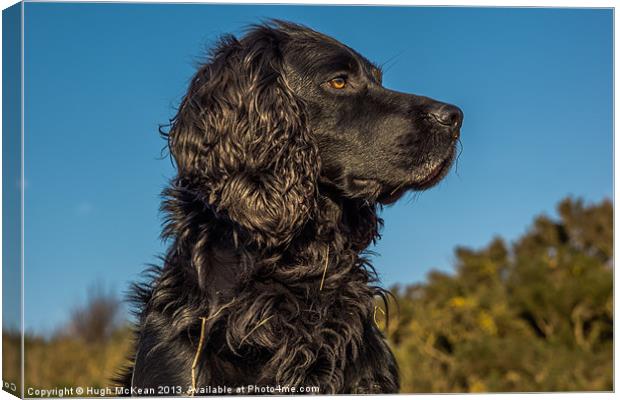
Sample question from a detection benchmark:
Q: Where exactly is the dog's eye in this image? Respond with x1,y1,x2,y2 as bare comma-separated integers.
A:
328,77,347,89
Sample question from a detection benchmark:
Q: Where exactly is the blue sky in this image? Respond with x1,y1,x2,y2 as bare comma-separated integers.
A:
21,4,612,333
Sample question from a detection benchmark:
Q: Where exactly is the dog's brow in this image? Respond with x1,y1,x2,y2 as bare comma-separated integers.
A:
317,52,360,75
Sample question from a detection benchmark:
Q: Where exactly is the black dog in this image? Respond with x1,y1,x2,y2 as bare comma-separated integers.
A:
118,20,462,395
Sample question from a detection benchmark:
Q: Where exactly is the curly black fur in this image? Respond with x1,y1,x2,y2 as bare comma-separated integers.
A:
116,20,462,395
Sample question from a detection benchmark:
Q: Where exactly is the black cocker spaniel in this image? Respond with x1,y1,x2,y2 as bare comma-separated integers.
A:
118,20,462,395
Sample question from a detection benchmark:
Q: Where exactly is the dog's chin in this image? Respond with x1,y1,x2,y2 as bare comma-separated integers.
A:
376,150,456,205
326,148,456,205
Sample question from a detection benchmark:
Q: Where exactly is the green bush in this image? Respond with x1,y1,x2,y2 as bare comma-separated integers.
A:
383,197,612,392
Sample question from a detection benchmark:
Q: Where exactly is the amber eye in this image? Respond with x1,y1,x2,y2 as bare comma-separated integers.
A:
328,77,347,89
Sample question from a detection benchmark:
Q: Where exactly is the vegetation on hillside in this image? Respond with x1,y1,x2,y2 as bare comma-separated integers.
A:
3,286,133,395
382,197,613,392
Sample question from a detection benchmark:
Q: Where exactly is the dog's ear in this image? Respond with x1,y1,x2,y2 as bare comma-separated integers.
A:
167,29,319,248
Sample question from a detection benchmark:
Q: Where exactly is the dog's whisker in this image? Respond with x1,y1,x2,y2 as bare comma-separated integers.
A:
454,138,464,177
390,181,406,196
380,49,406,74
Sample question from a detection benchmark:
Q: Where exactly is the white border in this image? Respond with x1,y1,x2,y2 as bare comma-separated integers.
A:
0,1,615,400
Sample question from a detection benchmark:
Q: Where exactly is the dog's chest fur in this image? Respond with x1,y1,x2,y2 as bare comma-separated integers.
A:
119,192,399,394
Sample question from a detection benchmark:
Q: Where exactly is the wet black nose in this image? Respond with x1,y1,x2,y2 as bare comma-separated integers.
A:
429,104,463,131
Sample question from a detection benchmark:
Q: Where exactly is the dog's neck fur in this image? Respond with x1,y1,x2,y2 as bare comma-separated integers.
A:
131,178,394,392
159,180,383,297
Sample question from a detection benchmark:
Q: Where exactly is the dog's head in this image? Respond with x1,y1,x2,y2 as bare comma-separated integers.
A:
167,21,462,247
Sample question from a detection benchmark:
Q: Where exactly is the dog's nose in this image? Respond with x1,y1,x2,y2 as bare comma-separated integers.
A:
428,104,463,131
